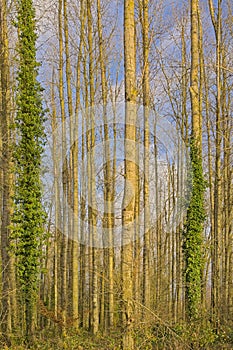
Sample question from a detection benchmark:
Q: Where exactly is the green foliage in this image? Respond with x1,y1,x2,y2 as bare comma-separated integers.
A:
10,0,46,334
2,324,233,350
183,139,206,320
172,321,218,349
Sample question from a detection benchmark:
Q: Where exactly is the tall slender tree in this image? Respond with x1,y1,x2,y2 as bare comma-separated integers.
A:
121,0,137,348
208,0,223,330
58,0,69,329
11,0,46,341
0,0,14,341
141,0,151,312
183,0,205,324
86,0,99,334
97,0,114,329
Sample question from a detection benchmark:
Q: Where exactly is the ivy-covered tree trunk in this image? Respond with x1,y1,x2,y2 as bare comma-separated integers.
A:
183,0,205,323
12,0,45,342
184,144,205,320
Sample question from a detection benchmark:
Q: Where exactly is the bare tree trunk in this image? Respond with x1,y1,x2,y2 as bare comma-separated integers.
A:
58,0,68,330
141,0,151,313
190,0,202,146
0,0,13,341
87,0,99,334
63,0,79,328
208,0,222,331
221,51,230,323
97,0,114,330
75,0,86,329
81,42,89,329
51,69,61,331
121,0,137,348
177,20,188,321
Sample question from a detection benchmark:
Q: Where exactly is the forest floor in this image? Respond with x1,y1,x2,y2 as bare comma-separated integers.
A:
1,325,233,350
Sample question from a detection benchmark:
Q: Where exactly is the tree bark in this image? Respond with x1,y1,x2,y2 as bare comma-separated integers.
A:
0,0,13,341
121,0,137,348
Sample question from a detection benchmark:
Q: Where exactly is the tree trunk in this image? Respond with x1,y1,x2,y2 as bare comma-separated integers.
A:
121,0,137,348
87,0,99,334
58,0,68,329
0,0,12,341
208,0,222,331
183,0,205,326
141,0,151,313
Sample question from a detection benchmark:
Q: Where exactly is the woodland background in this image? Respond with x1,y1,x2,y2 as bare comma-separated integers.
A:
0,0,233,349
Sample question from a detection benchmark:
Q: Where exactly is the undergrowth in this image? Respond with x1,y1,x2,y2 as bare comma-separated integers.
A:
1,322,233,349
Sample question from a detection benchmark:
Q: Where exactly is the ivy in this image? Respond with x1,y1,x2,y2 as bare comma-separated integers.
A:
183,138,206,320
10,0,46,340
